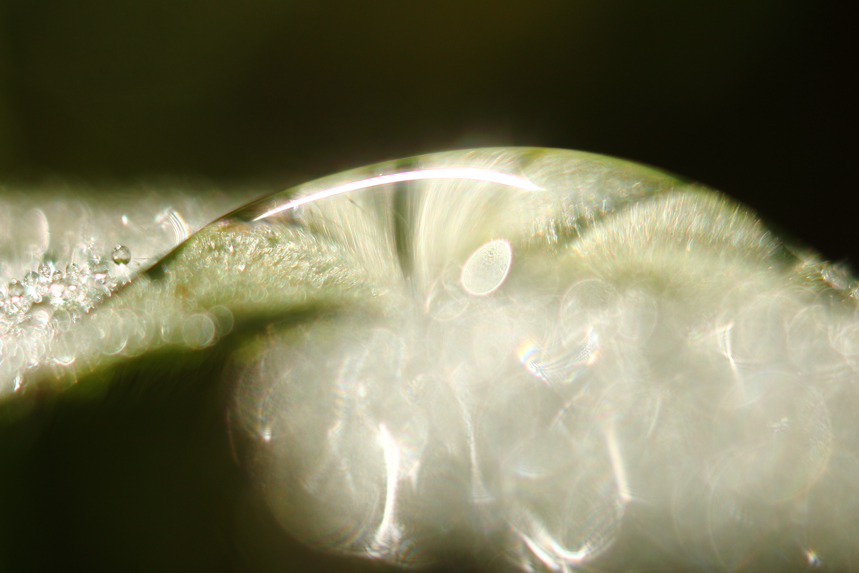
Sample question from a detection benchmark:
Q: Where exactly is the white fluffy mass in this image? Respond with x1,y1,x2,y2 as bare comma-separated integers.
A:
3,149,859,572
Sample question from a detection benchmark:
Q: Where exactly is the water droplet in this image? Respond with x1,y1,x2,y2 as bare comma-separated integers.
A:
111,245,131,265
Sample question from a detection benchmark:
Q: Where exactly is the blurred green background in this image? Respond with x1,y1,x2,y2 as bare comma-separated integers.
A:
0,1,856,571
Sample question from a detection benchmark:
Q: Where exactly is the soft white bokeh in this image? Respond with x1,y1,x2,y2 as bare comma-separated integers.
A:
3,149,858,571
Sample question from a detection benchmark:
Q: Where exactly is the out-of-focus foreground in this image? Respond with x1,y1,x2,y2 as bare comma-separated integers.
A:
3,148,859,571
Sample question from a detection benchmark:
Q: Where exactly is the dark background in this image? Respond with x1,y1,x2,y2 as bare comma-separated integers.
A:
1,1,857,261
0,1,857,571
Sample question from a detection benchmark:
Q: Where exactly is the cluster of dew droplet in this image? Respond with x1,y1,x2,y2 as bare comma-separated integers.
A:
0,245,132,390
0,183,263,394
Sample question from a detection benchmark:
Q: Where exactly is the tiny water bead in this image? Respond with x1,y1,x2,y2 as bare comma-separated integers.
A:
0,254,133,390
0,183,253,391
111,245,131,265
3,148,859,571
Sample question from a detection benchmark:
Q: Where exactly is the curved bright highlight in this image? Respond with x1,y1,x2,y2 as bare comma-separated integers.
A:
253,168,542,221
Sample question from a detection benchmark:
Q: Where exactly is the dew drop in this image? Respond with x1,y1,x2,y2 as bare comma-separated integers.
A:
111,245,131,265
